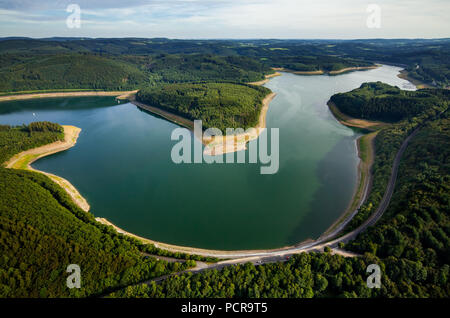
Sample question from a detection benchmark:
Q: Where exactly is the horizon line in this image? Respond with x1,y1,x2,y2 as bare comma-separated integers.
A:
1,36,450,41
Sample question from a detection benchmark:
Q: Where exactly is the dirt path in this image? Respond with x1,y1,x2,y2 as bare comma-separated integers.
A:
0,90,137,102
5,125,90,212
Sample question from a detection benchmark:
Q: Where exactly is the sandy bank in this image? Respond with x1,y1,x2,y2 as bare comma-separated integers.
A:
328,65,378,75
320,131,378,238
203,92,276,156
96,217,319,258
327,101,387,130
247,72,282,86
397,70,433,89
130,77,279,156
276,65,378,76
0,90,138,102
320,98,385,238
202,73,279,155
133,92,277,156
5,125,90,212
96,216,359,259
293,70,325,75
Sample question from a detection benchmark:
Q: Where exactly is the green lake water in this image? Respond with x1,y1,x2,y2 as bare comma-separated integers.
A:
0,65,415,250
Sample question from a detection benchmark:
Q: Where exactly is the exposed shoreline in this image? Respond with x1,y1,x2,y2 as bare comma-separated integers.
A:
320,100,382,237
320,131,377,238
130,80,278,156
95,217,317,258
202,92,277,156
247,72,282,85
93,97,379,258
328,65,379,75
202,75,279,155
0,90,138,102
1,67,385,257
4,125,90,212
327,101,387,130
277,65,378,76
397,70,433,89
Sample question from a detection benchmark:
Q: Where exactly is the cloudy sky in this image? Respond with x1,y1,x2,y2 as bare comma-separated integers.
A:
0,0,448,39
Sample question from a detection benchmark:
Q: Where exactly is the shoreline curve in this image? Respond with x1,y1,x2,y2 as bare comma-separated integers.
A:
0,90,138,102
5,125,90,212
130,77,279,156
1,67,388,257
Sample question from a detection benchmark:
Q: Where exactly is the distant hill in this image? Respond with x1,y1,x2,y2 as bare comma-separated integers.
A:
0,54,147,91
0,53,272,92
0,37,448,87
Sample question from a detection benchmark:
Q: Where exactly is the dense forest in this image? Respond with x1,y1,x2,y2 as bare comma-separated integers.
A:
0,123,64,164
0,53,272,93
0,124,200,297
110,252,383,298
347,116,450,259
330,82,450,122
0,54,147,92
140,54,271,84
1,37,449,298
337,83,449,233
136,82,272,131
265,55,372,73
0,38,448,87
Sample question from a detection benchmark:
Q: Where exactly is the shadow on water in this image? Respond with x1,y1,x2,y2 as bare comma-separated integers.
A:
135,105,183,127
0,96,124,115
287,135,359,244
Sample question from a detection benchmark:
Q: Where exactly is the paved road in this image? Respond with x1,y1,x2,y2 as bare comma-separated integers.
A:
325,127,420,246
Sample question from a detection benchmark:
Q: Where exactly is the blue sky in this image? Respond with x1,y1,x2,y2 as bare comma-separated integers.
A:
0,0,448,39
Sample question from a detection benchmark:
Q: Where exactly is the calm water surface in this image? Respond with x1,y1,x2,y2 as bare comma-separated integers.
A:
0,65,415,249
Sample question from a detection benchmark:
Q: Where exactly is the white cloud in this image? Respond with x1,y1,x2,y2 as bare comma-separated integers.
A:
0,0,448,38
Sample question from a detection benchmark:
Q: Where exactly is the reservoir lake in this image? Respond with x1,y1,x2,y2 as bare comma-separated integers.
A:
0,65,415,250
